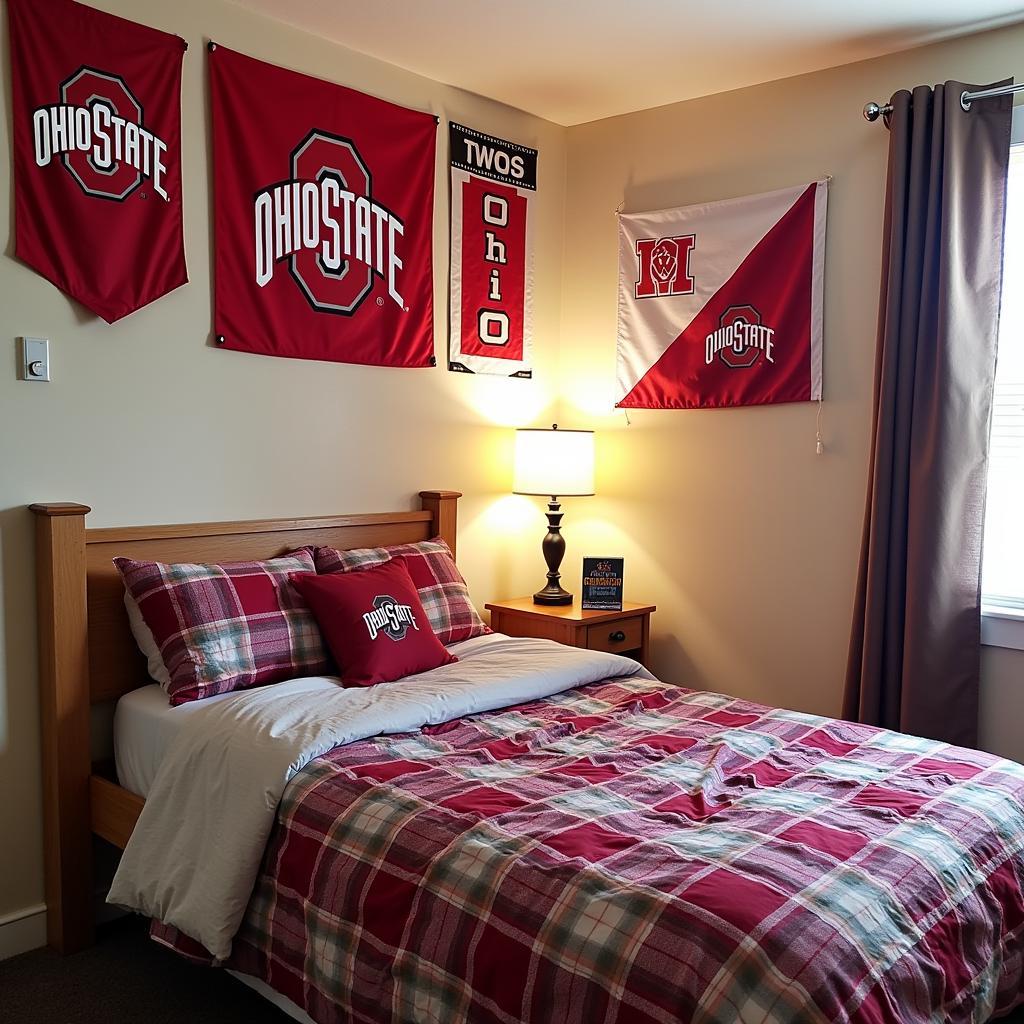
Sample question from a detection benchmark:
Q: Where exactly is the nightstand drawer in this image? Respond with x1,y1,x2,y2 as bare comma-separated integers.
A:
485,599,655,668
585,616,643,654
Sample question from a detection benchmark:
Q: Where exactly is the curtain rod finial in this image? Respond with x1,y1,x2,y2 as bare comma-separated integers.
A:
863,101,883,122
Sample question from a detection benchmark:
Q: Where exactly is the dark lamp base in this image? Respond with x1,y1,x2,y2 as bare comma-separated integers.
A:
533,496,573,606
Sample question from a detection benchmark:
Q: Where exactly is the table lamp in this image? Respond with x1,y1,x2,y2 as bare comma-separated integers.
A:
513,424,595,605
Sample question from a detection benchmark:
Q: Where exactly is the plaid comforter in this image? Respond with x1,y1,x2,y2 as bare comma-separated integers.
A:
156,677,1024,1023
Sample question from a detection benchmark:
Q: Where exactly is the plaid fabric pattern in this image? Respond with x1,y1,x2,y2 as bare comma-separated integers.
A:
314,538,489,646
155,680,1024,1022
116,551,330,705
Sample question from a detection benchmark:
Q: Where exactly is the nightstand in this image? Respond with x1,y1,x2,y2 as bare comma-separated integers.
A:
485,598,656,667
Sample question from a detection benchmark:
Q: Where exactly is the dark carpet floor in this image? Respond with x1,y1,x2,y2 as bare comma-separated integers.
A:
0,916,290,1023
3,915,1024,1023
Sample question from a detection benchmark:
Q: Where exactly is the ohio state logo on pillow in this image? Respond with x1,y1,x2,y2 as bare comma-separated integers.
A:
364,596,420,642
291,559,456,687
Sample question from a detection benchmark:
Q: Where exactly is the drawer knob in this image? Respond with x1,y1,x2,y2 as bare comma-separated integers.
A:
609,630,626,643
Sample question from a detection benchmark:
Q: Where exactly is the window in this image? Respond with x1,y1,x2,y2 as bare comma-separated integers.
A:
981,105,1024,649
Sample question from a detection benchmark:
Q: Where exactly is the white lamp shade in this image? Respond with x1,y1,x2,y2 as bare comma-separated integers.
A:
513,426,595,497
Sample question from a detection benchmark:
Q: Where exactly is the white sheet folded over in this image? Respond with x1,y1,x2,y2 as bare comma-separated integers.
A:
107,633,653,960
115,682,295,797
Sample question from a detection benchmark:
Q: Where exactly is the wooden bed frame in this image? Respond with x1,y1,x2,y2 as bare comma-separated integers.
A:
30,490,462,954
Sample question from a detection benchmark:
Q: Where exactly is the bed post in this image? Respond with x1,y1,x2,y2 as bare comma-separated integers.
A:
419,490,462,557
30,503,94,953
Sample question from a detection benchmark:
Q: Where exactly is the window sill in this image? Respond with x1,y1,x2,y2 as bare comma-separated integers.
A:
981,605,1024,652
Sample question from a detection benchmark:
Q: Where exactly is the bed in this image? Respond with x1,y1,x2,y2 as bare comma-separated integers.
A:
31,493,1024,1023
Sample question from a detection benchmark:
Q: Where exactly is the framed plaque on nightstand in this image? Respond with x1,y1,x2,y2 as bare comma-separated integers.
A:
581,557,624,611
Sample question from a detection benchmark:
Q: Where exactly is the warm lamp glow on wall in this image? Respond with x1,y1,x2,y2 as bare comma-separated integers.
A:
513,424,595,605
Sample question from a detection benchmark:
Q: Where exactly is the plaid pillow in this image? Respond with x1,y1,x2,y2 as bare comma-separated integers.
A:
115,550,331,706
313,537,489,646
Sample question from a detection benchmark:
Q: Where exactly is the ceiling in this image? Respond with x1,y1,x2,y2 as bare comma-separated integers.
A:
232,0,1024,125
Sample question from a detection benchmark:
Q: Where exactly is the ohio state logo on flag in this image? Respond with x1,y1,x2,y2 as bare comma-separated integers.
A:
448,123,536,378
617,181,827,409
7,0,187,323
210,47,437,367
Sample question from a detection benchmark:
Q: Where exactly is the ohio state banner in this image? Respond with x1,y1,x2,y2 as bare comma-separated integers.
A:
210,47,436,367
448,123,535,377
617,181,827,409
7,0,187,323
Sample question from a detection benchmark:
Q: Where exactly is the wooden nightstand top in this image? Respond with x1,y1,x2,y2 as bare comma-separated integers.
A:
484,597,656,626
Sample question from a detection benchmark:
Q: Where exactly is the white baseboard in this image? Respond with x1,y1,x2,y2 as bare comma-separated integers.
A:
0,903,46,961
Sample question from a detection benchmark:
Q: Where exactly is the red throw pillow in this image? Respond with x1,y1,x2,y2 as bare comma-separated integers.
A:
291,559,457,687
313,538,489,646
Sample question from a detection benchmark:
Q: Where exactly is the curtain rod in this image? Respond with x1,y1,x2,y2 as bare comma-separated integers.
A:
863,81,1023,122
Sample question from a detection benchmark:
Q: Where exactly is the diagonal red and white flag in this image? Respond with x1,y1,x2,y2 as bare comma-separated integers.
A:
616,181,827,409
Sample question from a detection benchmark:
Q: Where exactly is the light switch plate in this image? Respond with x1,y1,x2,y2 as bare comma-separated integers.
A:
19,336,50,382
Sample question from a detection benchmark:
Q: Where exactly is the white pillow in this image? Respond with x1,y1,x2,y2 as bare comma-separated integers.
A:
123,589,172,689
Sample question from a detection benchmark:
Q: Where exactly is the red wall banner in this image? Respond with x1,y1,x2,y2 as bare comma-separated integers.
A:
448,123,536,377
210,47,437,367
7,0,187,323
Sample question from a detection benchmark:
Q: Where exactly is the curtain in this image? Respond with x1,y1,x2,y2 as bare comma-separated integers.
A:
843,81,1013,747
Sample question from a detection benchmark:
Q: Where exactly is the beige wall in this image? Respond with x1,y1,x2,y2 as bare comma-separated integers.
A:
0,0,566,920
557,28,1024,738
2,1,1023,933
980,645,1024,760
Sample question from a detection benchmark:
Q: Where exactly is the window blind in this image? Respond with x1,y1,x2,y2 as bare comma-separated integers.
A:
982,141,1024,609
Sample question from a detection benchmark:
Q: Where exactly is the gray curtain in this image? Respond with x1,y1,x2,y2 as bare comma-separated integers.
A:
843,81,1012,747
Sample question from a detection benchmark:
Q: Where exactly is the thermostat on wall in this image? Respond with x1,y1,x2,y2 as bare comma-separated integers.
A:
18,336,50,382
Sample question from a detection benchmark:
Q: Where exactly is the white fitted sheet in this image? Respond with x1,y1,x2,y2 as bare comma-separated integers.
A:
229,972,314,1023
113,684,182,798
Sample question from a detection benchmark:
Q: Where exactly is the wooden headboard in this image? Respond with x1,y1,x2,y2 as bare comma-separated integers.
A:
30,490,460,953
